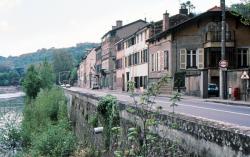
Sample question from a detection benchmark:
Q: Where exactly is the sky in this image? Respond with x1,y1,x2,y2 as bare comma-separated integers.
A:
0,0,241,57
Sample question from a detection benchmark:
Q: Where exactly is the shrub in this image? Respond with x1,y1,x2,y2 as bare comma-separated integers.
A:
20,87,76,156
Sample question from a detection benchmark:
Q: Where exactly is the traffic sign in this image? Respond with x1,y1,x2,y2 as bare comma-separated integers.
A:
241,71,249,79
219,60,228,68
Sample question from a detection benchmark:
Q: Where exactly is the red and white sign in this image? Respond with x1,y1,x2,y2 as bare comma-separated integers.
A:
219,60,228,68
241,71,249,80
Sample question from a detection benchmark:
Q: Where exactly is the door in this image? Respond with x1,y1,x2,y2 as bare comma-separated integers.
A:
122,74,125,91
126,72,130,91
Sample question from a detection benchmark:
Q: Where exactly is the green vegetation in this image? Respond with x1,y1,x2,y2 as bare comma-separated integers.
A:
83,75,188,157
22,65,42,99
0,43,99,69
0,63,23,86
38,59,55,89
0,112,22,154
231,0,250,25
97,95,120,150
16,60,76,156
20,87,75,156
52,49,74,84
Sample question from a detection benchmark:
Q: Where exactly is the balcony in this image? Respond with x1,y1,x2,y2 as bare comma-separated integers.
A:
204,31,235,48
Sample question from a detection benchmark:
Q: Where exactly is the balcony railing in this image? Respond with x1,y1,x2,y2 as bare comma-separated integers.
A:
205,31,235,42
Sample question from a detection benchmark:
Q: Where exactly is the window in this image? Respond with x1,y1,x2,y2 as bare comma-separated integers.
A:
187,50,197,68
134,77,139,88
237,48,248,68
151,54,154,71
143,49,148,63
96,64,101,73
140,76,143,87
134,52,139,65
151,53,159,71
164,50,169,70
143,76,148,89
116,59,123,69
156,53,159,71
117,42,124,51
128,55,132,66
128,37,136,47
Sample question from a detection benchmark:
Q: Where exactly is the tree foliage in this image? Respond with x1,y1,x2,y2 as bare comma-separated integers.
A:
52,49,74,84
0,63,22,86
231,0,250,25
181,1,196,15
22,65,42,99
20,87,76,156
0,43,99,70
38,59,55,89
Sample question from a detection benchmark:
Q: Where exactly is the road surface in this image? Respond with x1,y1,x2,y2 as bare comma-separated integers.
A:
67,87,250,128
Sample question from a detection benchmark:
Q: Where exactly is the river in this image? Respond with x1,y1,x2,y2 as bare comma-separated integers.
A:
0,87,25,156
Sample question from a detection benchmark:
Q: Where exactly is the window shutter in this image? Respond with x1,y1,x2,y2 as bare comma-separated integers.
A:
198,48,204,69
180,49,187,69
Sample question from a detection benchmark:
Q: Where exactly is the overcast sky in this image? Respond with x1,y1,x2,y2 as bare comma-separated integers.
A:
0,0,240,57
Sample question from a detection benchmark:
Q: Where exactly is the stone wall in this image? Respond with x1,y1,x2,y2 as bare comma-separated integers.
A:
64,89,250,157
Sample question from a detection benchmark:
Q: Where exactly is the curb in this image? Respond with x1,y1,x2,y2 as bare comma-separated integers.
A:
205,100,250,107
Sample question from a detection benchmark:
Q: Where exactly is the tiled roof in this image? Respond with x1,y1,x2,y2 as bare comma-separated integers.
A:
101,19,147,39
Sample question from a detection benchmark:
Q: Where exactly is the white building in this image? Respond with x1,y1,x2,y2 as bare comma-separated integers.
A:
124,25,150,91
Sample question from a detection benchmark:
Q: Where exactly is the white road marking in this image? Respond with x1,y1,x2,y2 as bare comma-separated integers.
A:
156,100,250,117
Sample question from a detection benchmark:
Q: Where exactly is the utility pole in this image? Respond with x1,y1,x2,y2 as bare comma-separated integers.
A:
220,0,227,99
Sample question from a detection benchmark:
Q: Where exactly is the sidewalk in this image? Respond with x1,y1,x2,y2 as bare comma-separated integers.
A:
204,98,250,107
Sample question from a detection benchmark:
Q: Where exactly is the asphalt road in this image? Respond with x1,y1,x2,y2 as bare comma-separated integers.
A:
68,87,250,128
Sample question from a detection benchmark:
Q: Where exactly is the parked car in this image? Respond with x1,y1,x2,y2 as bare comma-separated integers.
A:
65,84,71,88
92,83,100,90
208,83,219,97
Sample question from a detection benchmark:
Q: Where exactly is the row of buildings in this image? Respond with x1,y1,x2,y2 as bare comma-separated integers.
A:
77,5,250,99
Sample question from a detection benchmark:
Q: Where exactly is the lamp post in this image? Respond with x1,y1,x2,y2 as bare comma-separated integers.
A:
220,0,227,99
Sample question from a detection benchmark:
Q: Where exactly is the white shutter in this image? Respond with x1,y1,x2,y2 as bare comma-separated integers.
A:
198,48,204,69
180,49,187,69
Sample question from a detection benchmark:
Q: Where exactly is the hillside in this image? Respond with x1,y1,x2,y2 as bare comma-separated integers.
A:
0,42,99,69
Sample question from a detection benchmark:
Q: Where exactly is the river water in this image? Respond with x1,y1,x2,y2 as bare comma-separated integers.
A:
0,90,25,156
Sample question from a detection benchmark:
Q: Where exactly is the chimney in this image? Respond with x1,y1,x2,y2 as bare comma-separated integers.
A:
116,20,123,28
179,4,188,15
112,26,117,30
163,11,170,31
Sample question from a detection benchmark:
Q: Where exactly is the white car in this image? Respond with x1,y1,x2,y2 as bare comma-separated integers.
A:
65,84,71,88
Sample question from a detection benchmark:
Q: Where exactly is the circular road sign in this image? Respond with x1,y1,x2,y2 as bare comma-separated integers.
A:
219,60,228,68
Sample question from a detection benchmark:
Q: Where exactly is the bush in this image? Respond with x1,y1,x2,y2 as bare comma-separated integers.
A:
20,87,76,156
32,120,75,157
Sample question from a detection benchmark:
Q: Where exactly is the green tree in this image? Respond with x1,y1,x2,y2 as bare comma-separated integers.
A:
181,1,195,15
69,67,78,85
20,87,76,156
22,65,42,99
231,0,250,25
38,59,55,89
52,49,74,84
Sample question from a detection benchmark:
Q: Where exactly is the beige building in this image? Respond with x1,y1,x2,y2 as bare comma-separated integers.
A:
78,48,97,88
100,20,148,89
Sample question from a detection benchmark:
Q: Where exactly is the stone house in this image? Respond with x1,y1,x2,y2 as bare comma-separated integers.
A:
149,6,250,98
114,39,125,91
95,46,102,88
77,48,97,89
147,9,190,94
100,20,148,89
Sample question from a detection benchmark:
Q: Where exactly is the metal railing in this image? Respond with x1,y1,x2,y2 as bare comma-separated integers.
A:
205,31,235,42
